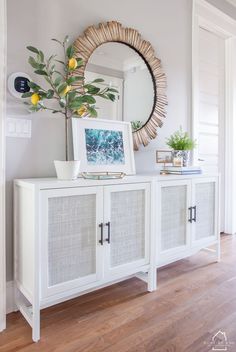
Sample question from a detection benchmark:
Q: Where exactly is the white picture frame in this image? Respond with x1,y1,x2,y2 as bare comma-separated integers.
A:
72,118,136,175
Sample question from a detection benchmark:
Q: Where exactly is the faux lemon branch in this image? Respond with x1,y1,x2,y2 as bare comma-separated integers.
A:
22,35,117,161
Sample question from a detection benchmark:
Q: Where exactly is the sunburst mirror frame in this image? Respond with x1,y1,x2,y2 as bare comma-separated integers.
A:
73,21,167,150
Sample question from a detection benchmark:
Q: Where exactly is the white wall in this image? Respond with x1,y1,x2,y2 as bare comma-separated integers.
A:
5,0,235,282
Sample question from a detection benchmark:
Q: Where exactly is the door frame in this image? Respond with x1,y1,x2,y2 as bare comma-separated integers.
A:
0,0,6,332
192,0,236,234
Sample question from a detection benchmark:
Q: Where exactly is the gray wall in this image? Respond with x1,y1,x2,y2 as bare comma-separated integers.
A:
5,0,235,281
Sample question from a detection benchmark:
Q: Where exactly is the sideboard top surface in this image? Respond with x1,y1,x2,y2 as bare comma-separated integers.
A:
14,172,219,190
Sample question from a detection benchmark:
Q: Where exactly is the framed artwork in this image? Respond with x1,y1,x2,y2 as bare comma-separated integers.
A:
156,150,173,165
72,118,136,175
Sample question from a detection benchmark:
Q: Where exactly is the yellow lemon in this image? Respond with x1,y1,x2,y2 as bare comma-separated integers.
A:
63,85,72,95
68,58,78,70
77,105,87,116
31,93,40,105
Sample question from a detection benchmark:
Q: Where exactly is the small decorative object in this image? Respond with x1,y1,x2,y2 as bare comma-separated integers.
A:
8,72,31,99
156,150,173,170
72,118,135,175
54,160,80,180
81,172,125,180
173,157,183,167
160,166,202,175
166,127,196,167
21,36,117,180
131,120,143,132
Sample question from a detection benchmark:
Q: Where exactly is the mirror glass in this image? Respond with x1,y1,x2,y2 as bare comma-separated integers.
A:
85,42,155,131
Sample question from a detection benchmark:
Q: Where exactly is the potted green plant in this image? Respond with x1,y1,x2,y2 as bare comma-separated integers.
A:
166,127,196,166
22,36,117,180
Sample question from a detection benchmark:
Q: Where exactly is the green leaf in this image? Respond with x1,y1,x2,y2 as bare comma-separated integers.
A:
27,81,41,92
51,38,62,44
54,76,62,87
38,50,44,62
44,76,51,84
50,64,56,74
46,89,54,99
87,106,97,117
68,90,77,102
21,92,33,98
37,91,46,99
54,70,65,78
58,82,68,94
48,54,56,62
67,76,83,85
63,35,69,44
28,56,39,69
55,59,65,65
69,97,84,109
81,95,96,104
92,78,104,83
66,45,75,59
34,69,48,76
74,75,84,81
59,99,66,108
107,93,116,102
26,46,39,54
70,102,83,109
97,93,109,100
84,84,100,94
29,105,41,112
107,88,119,93
76,58,84,67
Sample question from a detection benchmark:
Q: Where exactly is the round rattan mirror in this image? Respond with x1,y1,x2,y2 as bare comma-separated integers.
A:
73,21,167,150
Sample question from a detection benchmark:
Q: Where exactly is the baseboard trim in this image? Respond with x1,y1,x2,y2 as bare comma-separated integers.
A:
6,281,15,314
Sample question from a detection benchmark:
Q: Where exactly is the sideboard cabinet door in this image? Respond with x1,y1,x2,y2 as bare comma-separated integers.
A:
157,180,192,263
104,183,150,278
40,186,103,298
191,178,219,246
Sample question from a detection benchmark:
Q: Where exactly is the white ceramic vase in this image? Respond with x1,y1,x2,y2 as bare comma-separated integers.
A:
54,160,81,180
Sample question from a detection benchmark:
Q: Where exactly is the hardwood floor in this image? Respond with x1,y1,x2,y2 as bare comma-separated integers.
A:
1,235,236,352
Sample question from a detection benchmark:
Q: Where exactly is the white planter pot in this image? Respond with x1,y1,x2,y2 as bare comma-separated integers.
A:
54,160,81,180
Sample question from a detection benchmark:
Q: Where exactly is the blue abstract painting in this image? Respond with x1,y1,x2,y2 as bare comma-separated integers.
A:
85,128,125,165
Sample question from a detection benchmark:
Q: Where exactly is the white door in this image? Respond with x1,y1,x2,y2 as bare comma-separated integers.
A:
103,183,150,278
191,177,219,247
157,180,192,265
194,27,225,231
40,186,104,298
85,71,123,121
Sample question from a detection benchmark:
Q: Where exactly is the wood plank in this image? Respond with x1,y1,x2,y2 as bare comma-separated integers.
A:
1,235,236,352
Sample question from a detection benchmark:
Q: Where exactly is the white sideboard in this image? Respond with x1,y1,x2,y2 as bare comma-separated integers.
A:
14,173,220,341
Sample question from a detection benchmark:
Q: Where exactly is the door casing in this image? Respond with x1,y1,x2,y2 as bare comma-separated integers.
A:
192,0,236,234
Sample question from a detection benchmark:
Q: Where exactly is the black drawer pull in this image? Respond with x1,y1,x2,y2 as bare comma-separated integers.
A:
188,207,193,223
105,222,111,244
99,223,104,245
192,206,197,222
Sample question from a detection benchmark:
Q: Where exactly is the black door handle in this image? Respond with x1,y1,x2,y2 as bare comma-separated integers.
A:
105,222,111,243
99,223,104,245
192,206,197,222
188,207,193,223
